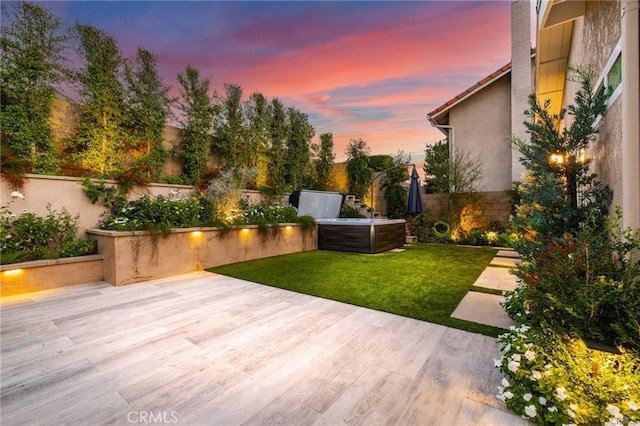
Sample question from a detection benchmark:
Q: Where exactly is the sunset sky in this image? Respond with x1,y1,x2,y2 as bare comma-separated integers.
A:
44,0,514,163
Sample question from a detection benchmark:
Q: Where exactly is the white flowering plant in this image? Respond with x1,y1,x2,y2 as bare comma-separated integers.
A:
495,324,640,425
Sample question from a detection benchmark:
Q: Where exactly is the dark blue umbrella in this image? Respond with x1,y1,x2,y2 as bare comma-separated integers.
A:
406,165,423,215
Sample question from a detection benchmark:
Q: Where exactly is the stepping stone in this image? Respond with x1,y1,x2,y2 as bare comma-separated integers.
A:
451,292,515,329
490,257,519,268
496,249,520,259
473,266,517,292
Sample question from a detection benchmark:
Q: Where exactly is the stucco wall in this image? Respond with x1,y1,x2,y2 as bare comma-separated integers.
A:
1,175,266,238
564,2,624,211
449,74,512,192
88,225,317,286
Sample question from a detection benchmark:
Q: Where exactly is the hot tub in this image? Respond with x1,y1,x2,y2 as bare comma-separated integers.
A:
316,218,406,254
290,190,407,254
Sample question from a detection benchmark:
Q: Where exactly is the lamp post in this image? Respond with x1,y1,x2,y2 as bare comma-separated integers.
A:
549,150,583,209
368,163,413,218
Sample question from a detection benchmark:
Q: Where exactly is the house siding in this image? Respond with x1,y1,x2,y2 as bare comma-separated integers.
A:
564,2,624,211
449,73,512,192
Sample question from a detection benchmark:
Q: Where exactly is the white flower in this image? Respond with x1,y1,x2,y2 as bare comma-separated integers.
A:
523,393,533,402
570,404,578,411
10,191,24,199
503,391,514,400
524,405,537,417
539,397,547,405
494,358,503,367
496,393,505,401
556,387,568,401
499,297,506,304
544,363,553,370
548,406,558,412
511,353,521,362
524,350,536,361
628,401,639,411
567,409,576,418
607,404,622,419
501,378,510,388
507,360,520,372
531,371,542,381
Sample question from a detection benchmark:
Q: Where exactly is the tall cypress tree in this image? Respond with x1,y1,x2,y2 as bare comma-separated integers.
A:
345,138,371,199
69,24,127,176
176,66,214,183
511,67,612,256
284,107,314,190
266,98,288,194
1,1,67,175
123,48,171,180
315,132,335,191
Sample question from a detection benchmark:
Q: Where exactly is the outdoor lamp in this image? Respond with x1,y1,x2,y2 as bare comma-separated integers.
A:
549,153,564,165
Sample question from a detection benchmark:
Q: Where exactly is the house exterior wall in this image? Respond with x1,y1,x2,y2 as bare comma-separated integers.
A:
448,73,512,192
563,2,625,212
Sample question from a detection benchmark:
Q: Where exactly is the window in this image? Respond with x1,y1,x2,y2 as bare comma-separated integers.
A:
595,39,623,108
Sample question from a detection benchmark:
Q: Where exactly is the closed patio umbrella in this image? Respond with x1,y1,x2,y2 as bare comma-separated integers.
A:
406,165,423,215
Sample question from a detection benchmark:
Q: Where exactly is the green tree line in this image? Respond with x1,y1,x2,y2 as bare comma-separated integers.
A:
1,1,335,194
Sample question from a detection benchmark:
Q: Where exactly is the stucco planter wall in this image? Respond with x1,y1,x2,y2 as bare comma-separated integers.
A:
87,224,317,286
0,254,104,296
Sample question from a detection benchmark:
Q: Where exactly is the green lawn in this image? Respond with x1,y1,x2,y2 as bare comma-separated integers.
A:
209,243,504,337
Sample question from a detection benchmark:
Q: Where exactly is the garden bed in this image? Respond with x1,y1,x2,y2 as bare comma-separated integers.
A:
87,224,317,286
0,254,104,296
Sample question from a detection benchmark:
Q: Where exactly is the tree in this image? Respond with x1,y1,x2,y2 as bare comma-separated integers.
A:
246,92,271,188
214,83,248,170
446,146,484,235
381,151,411,219
266,98,288,194
1,1,67,174
505,68,637,353
315,132,335,190
345,138,371,199
123,48,171,180
423,139,449,193
284,107,315,190
510,67,611,253
68,23,127,176
176,66,214,183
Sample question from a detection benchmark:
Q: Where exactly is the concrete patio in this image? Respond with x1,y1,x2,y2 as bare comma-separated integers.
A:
0,271,527,425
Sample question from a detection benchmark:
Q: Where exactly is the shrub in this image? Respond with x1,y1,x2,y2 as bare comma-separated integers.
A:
495,324,640,425
1,197,97,264
100,192,203,231
240,202,299,225
340,204,366,218
508,209,640,353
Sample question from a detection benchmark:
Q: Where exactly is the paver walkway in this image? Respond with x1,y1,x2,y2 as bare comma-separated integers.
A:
451,249,519,329
0,271,527,425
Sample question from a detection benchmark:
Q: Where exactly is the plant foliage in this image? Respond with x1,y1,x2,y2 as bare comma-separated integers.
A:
345,138,371,199
1,1,67,175
423,139,449,194
176,66,215,183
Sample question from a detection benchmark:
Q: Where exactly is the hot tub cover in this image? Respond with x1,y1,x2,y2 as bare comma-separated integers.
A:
289,190,344,219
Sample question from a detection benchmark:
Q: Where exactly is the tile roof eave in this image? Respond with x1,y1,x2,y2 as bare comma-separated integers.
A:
427,62,512,123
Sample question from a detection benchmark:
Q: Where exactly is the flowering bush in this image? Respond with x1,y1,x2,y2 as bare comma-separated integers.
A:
240,203,299,225
495,324,640,425
99,193,315,233
1,192,96,264
100,192,203,231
